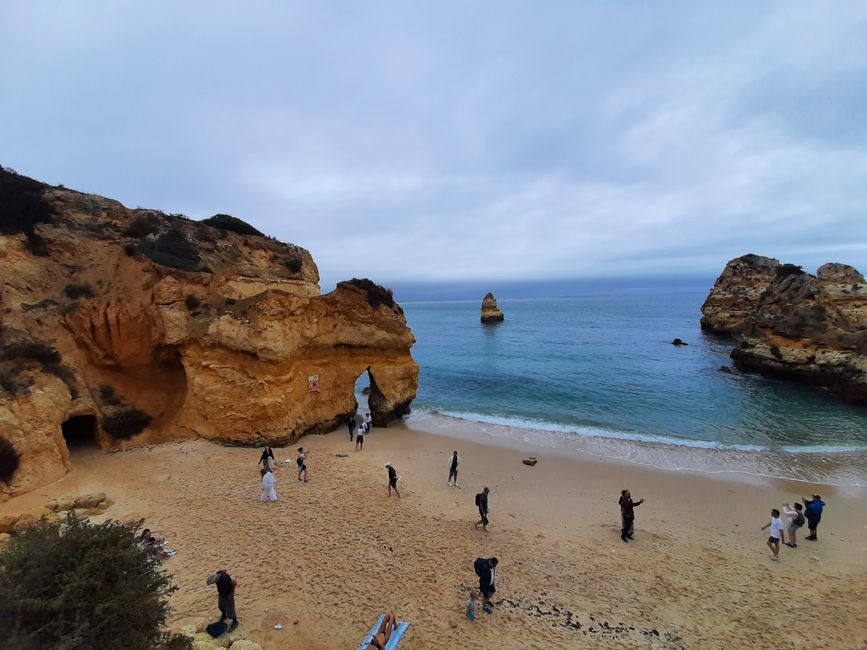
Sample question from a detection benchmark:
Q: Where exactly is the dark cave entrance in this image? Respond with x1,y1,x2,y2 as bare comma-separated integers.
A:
61,414,99,451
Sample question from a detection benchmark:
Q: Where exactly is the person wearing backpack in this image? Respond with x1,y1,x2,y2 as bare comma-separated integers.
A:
782,502,805,547
473,557,498,614
802,495,826,541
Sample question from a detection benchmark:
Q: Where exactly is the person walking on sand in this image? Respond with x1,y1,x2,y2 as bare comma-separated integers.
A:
207,569,239,632
355,423,365,451
619,489,645,543
802,494,826,541
385,461,400,498
296,447,308,483
474,487,491,530
782,502,805,548
260,468,277,502
762,508,784,560
347,416,356,442
448,450,461,487
258,446,275,472
473,557,498,613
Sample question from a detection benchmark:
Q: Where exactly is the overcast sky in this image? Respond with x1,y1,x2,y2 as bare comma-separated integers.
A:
2,2,866,289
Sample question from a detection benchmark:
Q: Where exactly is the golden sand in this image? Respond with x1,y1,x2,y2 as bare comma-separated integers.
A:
3,423,866,649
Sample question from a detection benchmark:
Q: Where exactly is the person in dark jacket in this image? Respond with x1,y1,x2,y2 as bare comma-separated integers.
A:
474,487,490,530
385,462,400,498
802,494,826,541
473,557,498,613
347,416,356,441
619,489,645,543
258,446,275,472
207,569,239,632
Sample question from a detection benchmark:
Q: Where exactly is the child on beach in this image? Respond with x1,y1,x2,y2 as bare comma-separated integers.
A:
296,448,308,482
355,423,365,451
761,508,784,560
782,502,805,547
466,591,478,620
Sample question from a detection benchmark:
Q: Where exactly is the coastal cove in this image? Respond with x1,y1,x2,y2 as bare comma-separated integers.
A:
394,281,867,487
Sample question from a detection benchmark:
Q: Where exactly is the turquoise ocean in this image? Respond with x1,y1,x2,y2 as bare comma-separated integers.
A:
379,278,867,487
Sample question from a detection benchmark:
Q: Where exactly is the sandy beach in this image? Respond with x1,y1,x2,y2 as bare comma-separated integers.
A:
2,421,866,649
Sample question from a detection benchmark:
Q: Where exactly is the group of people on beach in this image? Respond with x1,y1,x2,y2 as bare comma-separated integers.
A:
762,495,826,559
257,445,312,502
348,412,373,450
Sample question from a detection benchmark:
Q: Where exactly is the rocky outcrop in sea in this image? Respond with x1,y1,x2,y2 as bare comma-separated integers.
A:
0,168,419,498
481,292,504,323
702,255,867,404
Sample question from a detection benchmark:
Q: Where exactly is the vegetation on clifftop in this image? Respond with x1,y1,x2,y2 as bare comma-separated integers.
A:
341,278,396,309
201,213,263,237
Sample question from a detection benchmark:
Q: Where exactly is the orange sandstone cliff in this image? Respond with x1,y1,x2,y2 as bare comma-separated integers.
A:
701,255,867,404
0,169,418,499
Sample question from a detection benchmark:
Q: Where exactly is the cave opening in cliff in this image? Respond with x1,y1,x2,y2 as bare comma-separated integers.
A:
61,414,99,451
354,370,372,418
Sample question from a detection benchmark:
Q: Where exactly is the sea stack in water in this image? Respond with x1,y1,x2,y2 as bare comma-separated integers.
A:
702,256,867,405
700,254,780,334
480,292,504,323
0,168,419,499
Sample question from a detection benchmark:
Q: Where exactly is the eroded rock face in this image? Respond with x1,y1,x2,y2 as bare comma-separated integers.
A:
481,292,504,323
699,254,780,334
704,256,867,404
0,169,418,498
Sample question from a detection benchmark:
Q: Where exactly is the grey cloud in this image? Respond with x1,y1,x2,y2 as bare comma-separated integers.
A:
1,1,866,289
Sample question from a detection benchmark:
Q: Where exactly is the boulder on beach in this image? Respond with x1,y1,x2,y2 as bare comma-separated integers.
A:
481,292,504,323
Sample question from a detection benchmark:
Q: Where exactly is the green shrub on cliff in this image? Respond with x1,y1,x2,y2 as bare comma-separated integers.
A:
341,278,395,309
102,407,152,440
139,228,205,272
0,513,190,650
201,213,263,237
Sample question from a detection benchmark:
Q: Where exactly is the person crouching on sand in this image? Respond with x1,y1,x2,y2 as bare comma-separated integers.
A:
296,447,308,483
474,487,490,530
385,462,400,498
619,489,644,543
761,508,784,560
261,468,277,502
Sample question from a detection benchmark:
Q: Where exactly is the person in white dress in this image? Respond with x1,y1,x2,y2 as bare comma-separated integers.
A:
261,469,277,502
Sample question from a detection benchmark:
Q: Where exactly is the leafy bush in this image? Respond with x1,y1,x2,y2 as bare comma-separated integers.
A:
284,257,302,273
98,384,122,406
2,341,62,367
776,264,805,279
23,231,50,256
0,513,190,650
0,436,20,485
102,408,151,440
139,229,203,272
0,168,54,237
340,278,395,309
124,214,160,239
64,283,94,299
184,295,200,311
201,214,263,237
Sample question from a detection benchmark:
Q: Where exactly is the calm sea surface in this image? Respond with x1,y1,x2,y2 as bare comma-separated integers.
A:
385,280,867,486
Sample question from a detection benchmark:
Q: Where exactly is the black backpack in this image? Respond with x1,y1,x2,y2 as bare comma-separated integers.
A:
793,512,805,528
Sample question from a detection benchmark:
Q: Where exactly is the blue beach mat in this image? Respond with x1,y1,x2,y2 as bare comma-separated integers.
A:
357,614,410,649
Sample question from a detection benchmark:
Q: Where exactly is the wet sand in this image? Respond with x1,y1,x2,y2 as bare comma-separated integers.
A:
2,423,866,649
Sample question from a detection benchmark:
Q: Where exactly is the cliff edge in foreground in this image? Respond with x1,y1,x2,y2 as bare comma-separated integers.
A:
701,255,867,404
0,168,418,498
